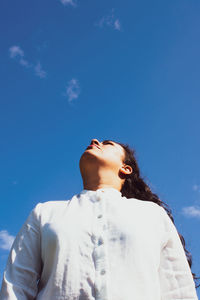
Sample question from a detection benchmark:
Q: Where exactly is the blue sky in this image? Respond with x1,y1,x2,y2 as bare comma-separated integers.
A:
0,0,200,294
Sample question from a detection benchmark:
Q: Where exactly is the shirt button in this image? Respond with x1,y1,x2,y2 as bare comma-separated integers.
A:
101,269,106,275
98,238,104,245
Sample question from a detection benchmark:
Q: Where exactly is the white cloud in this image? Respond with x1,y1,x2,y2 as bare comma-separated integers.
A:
19,58,30,67
65,78,80,102
34,62,47,78
9,46,24,58
0,230,15,251
60,0,76,7
114,19,121,31
9,45,46,79
96,9,122,31
9,46,30,68
192,184,200,192
182,206,200,218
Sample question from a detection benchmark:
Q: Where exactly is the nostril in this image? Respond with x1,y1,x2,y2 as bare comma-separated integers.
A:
91,139,99,145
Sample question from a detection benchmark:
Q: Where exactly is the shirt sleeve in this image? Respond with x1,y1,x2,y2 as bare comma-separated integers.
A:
0,203,42,300
159,207,198,300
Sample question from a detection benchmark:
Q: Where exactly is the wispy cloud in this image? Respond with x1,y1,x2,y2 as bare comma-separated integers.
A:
60,0,77,7
34,62,47,78
65,78,80,102
19,58,30,67
0,230,15,251
96,9,122,31
9,45,47,79
114,19,121,31
192,184,200,192
182,206,200,218
9,45,30,68
12,180,18,185
9,45,24,58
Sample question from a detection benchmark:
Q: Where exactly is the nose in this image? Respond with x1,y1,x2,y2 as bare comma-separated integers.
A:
90,139,101,146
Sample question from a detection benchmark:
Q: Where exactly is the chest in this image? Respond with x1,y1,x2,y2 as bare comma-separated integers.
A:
40,201,162,257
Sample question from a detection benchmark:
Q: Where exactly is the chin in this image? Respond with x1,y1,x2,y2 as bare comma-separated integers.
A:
79,150,99,166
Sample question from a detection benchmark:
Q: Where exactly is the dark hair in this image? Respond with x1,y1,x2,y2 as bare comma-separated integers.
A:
118,142,200,288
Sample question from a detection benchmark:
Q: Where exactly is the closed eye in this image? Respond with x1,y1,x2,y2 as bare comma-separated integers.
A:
102,140,114,145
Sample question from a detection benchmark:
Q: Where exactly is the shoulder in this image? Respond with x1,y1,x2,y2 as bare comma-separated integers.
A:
32,200,70,211
123,197,170,225
125,197,165,213
38,200,70,208
30,199,74,221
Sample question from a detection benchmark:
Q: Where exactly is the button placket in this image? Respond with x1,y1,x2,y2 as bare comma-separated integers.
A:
92,191,109,300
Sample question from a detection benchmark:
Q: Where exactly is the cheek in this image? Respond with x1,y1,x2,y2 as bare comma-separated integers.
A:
104,151,123,167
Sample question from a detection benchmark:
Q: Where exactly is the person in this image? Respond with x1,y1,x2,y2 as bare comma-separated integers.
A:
0,138,198,300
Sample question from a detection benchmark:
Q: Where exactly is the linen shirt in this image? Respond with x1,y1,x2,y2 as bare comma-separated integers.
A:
0,187,198,300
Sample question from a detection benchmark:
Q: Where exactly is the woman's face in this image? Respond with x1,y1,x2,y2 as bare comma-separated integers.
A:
79,138,126,172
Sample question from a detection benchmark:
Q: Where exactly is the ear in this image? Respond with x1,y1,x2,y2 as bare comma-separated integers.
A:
120,164,133,175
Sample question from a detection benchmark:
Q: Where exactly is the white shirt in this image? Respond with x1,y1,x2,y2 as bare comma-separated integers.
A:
0,187,198,300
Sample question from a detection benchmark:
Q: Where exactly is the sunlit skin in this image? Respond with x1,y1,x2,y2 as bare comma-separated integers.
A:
79,138,133,191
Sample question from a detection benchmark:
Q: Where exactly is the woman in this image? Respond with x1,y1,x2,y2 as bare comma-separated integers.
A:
0,138,198,300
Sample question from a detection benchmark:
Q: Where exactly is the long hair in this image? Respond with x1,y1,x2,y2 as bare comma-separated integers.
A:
118,142,199,288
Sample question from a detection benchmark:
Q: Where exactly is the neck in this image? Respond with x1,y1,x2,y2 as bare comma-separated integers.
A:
81,169,123,192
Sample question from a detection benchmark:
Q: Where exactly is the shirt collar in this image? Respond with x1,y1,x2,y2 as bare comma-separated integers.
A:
80,187,122,198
